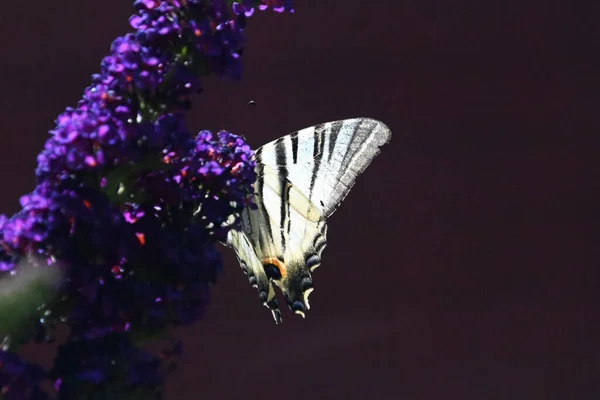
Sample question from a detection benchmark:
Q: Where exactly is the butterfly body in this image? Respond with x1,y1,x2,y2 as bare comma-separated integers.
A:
226,118,391,323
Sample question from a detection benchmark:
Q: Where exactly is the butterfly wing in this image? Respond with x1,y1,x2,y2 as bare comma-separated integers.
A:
226,118,391,322
227,213,283,323
257,117,392,220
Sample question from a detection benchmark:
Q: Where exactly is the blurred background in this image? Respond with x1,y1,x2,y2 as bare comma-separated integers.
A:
0,1,599,399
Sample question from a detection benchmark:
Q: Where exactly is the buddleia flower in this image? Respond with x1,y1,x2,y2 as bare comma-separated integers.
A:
0,0,294,397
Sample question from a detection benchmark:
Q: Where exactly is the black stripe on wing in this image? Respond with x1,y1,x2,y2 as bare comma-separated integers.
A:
254,147,273,251
327,120,344,163
290,130,299,164
338,118,365,173
308,124,327,208
274,137,290,254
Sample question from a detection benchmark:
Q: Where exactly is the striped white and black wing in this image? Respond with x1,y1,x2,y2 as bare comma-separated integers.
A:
226,118,391,323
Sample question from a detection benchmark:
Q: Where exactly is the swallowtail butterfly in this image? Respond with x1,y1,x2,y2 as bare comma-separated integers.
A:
225,118,391,323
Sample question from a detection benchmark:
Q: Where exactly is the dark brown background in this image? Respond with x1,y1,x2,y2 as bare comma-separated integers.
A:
1,1,599,399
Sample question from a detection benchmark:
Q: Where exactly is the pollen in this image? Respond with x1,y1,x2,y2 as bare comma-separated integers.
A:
135,232,146,245
231,162,242,174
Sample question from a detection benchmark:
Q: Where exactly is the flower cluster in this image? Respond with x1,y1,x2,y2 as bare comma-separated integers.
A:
0,0,294,398
50,332,178,399
0,350,49,400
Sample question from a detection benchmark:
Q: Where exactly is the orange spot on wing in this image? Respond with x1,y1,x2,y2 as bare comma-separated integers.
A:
262,257,287,278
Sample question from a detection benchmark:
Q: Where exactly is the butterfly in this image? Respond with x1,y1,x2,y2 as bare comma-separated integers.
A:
225,118,391,323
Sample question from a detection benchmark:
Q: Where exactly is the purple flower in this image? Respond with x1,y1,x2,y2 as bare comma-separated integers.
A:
101,33,172,93
20,114,256,343
79,79,138,122
0,182,74,257
0,0,294,397
257,0,295,13
130,0,183,39
233,1,256,17
49,332,166,398
35,106,135,182
175,128,257,239
0,351,48,399
186,9,247,80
